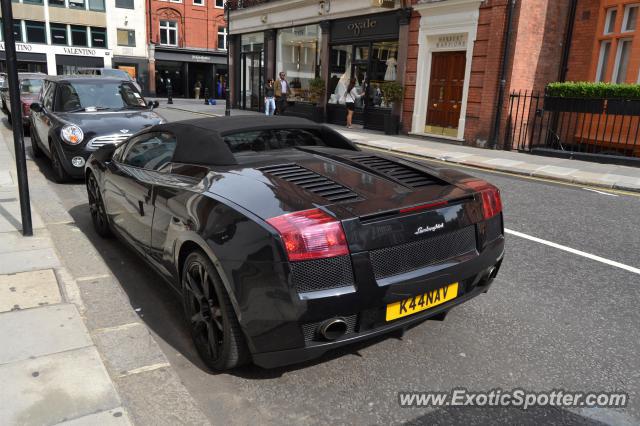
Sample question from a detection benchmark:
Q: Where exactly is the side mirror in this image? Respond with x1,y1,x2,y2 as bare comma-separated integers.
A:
30,102,42,113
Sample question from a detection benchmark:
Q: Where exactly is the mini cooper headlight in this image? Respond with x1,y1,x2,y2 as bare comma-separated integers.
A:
60,125,84,145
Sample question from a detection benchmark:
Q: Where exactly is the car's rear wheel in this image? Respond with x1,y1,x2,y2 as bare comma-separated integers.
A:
87,173,111,238
50,144,70,183
30,124,42,158
182,251,249,371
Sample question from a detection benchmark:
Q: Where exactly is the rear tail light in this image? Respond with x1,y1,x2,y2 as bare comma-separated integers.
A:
463,180,503,219
22,102,30,115
267,208,349,261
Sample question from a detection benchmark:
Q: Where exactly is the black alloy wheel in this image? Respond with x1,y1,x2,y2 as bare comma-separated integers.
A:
87,174,111,238
182,251,249,371
50,144,70,183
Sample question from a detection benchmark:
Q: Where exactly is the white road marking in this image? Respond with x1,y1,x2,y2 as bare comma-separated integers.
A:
582,188,619,197
505,229,640,275
117,362,171,378
92,322,142,335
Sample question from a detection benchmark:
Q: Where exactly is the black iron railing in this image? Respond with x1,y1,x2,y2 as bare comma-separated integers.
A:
505,91,640,159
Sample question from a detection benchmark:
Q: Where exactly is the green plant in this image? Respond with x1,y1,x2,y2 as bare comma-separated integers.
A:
381,81,404,104
308,77,326,103
546,81,640,99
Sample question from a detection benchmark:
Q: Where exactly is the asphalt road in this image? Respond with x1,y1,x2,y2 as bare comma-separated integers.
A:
12,107,640,425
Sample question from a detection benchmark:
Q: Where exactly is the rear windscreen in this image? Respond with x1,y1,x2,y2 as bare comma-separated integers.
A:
223,129,328,153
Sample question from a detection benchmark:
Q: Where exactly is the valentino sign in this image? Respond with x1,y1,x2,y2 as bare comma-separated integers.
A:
0,42,33,52
347,18,377,36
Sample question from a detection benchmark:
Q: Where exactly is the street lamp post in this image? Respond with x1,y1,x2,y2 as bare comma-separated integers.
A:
1,0,33,236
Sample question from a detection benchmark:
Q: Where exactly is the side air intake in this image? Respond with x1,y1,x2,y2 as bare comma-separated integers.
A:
259,164,359,202
347,155,446,188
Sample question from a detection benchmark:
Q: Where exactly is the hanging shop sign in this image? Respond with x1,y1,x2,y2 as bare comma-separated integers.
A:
331,12,399,42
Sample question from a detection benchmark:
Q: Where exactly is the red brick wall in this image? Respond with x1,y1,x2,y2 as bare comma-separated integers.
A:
149,1,226,50
402,9,421,133
565,0,599,82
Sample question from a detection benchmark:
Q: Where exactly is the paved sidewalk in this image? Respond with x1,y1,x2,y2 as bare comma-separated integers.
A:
159,99,640,192
0,136,131,424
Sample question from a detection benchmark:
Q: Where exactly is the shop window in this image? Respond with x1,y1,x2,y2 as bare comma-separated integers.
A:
275,25,322,104
604,8,618,34
12,21,23,43
217,26,227,50
328,45,352,105
24,0,44,4
89,0,105,11
25,21,46,44
115,0,134,7
91,27,107,48
623,5,638,32
215,0,223,7
595,40,611,82
50,23,68,45
193,0,204,5
160,21,178,46
71,25,88,47
613,39,633,83
117,29,136,47
49,0,65,6
69,0,85,8
241,32,264,52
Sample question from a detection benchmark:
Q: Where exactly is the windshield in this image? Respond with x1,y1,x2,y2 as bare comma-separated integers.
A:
56,81,146,112
20,79,43,95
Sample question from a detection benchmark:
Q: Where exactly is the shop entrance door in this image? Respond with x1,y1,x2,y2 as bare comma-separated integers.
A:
425,51,466,137
351,45,369,125
241,51,263,111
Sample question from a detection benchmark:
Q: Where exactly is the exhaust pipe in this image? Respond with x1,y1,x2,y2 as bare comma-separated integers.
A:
319,318,348,341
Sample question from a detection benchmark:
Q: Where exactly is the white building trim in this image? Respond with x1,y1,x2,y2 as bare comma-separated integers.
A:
411,0,481,141
0,42,112,73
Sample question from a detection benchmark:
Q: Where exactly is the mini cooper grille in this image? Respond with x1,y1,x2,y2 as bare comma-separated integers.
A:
86,134,130,150
290,255,355,294
259,164,359,202
348,155,444,188
302,314,358,343
370,227,477,280
485,215,503,243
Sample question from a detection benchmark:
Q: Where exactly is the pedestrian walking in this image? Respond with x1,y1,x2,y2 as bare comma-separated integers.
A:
264,79,276,116
275,71,289,115
344,78,363,128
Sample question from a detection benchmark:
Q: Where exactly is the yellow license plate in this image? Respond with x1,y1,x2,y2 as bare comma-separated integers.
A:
386,283,459,321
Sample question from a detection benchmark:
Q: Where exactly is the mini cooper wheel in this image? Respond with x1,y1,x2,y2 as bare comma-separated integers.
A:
51,144,70,183
87,174,111,238
182,251,249,371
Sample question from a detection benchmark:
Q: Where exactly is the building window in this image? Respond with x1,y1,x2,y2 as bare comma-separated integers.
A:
622,5,638,32
50,23,68,45
159,20,178,46
604,8,618,34
48,0,65,6
613,38,633,83
193,0,204,5
23,0,44,4
595,40,611,82
117,29,136,46
91,27,107,48
115,0,134,8
69,0,85,8
12,21,23,43
217,26,227,50
71,25,88,46
25,21,46,43
215,0,223,7
276,25,322,104
88,0,105,11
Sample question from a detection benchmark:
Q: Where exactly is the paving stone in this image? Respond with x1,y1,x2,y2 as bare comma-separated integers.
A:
46,223,112,279
0,346,121,426
0,198,45,232
54,408,132,426
0,269,61,313
0,304,92,365
532,165,580,177
0,170,12,186
92,323,168,376
482,158,525,167
0,247,60,275
115,367,209,426
77,276,139,331
0,229,53,254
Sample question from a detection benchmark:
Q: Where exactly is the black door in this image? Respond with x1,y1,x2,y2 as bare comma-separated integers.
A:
104,132,177,254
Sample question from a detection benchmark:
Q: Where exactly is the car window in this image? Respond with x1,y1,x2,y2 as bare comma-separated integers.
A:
121,133,177,171
20,79,43,95
223,129,327,153
55,81,145,112
43,82,55,110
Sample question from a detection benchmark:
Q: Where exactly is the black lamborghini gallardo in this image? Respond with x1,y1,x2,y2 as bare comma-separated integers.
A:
85,116,504,371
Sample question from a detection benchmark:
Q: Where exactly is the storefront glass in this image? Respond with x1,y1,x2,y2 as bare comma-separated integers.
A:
156,61,185,97
240,33,264,111
276,24,321,103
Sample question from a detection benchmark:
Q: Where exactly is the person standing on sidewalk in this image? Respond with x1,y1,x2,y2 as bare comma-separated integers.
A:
194,81,202,100
264,79,276,116
275,71,289,115
344,78,363,129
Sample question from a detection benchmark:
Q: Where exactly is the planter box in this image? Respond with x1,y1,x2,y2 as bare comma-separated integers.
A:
282,102,324,122
606,99,640,116
544,96,604,113
383,114,400,135
364,108,391,132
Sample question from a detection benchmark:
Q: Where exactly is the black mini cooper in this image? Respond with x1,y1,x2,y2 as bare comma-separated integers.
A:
29,76,162,182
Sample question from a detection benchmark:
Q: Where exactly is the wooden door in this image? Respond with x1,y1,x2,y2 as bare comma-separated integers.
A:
425,52,466,135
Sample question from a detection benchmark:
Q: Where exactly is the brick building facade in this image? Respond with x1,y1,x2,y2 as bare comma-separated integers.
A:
147,0,228,98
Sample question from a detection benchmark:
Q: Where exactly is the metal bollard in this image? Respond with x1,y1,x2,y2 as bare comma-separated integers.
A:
204,88,210,105
167,80,173,105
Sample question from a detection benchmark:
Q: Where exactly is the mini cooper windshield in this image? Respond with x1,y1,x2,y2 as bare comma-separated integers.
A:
56,81,146,112
20,79,44,95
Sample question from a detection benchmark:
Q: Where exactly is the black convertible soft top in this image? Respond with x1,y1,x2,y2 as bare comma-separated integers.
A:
147,116,356,166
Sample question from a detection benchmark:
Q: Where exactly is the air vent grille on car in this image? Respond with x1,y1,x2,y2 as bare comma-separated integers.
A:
289,255,356,294
348,155,445,188
259,164,359,202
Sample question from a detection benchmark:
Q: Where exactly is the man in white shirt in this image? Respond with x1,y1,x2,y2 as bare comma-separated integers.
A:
274,71,289,115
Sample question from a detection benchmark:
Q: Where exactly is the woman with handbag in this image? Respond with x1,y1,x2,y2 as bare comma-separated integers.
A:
344,78,363,129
